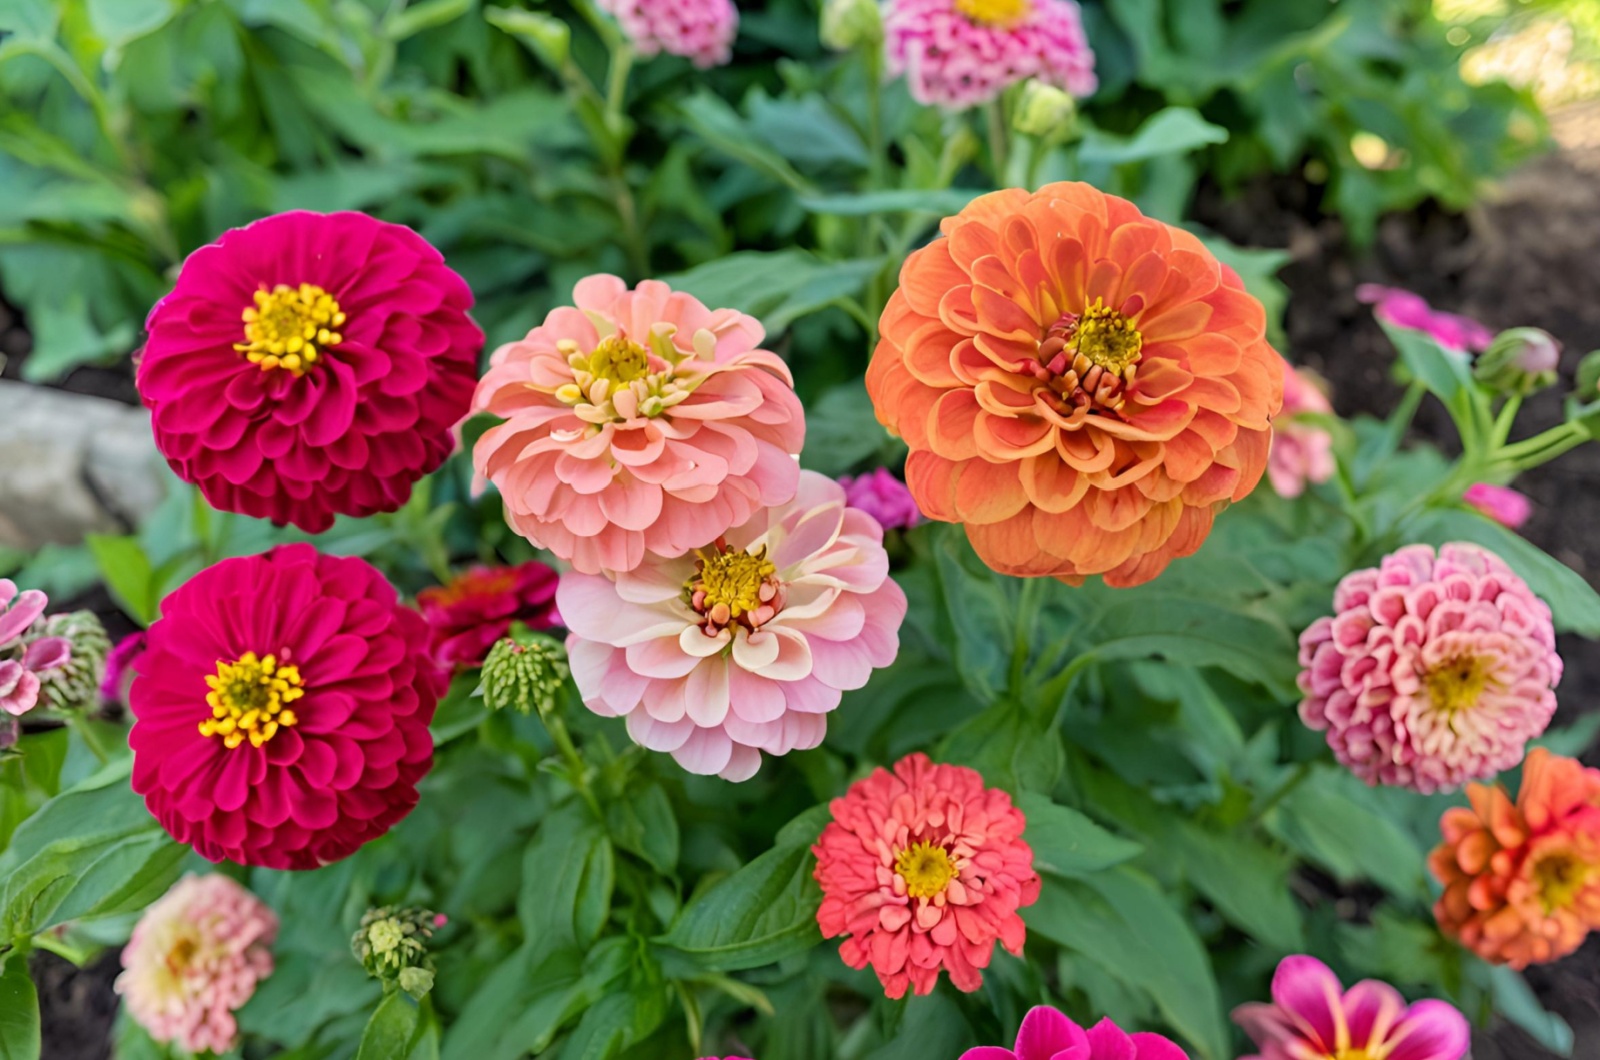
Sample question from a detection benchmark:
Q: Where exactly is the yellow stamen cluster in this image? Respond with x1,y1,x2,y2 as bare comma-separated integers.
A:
553,325,711,423
955,0,1031,28
1331,1051,1377,1060
1424,654,1496,717
1533,849,1594,915
200,651,304,749
894,840,957,899
1072,299,1144,374
236,283,346,375
688,543,781,632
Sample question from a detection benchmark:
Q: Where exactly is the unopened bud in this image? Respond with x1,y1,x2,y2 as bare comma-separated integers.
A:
352,906,441,988
397,966,435,1000
32,611,110,712
820,0,882,51
1475,327,1560,395
1013,80,1077,138
481,629,569,718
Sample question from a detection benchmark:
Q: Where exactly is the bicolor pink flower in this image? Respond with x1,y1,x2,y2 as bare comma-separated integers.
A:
1269,366,1336,499
1298,543,1560,793
560,471,905,780
417,561,561,669
116,874,278,1056
598,0,738,67
884,0,1097,110
839,467,923,530
1356,285,1493,354
962,1007,1188,1060
1464,483,1531,530
0,579,47,648
0,579,70,717
1233,956,1469,1060
813,752,1040,998
474,275,806,576
102,631,148,706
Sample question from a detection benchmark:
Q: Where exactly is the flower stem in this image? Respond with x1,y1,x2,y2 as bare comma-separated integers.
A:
984,99,1009,186
542,709,603,820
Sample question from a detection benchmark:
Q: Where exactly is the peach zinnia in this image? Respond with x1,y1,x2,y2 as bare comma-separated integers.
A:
866,183,1283,587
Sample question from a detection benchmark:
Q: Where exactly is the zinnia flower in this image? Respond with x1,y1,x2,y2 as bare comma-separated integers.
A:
1356,284,1493,354
1268,365,1335,499
866,182,1284,587
838,467,923,529
1464,483,1532,530
1297,543,1560,793
961,1007,1187,1060
473,275,806,576
559,471,905,780
1430,748,1600,968
116,874,278,1055
884,0,1096,110
129,544,445,869
1233,955,1469,1060
417,561,561,669
812,751,1040,998
138,211,483,533
103,631,148,706
597,0,738,67
0,579,72,717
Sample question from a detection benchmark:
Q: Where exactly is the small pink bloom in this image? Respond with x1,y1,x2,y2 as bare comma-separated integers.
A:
1234,955,1469,1060
839,467,923,529
813,752,1040,999
102,631,148,706
23,636,71,673
1298,543,1560,793
0,579,47,647
885,0,1097,110
962,1007,1188,1060
598,0,738,68
1464,483,1532,530
1268,366,1335,499
1356,284,1494,354
560,471,906,780
0,660,41,717
417,561,561,669
116,874,278,1056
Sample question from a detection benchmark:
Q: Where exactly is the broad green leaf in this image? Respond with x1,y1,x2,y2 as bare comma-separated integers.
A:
1487,966,1573,1057
678,92,814,193
85,535,158,627
1380,322,1474,406
85,0,174,49
357,992,421,1060
1078,107,1228,166
0,954,40,1060
518,804,607,955
747,92,868,170
798,189,985,217
1015,793,1143,878
938,703,1063,795
929,526,1014,703
662,251,879,337
1267,766,1426,898
385,0,471,40
606,782,679,875
799,382,901,477
866,991,977,1058
0,0,58,37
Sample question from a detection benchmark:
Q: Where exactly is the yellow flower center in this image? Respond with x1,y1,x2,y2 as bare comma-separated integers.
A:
955,0,1031,28
1072,300,1144,374
553,328,702,422
236,283,347,376
1424,653,1495,716
585,335,652,385
200,651,305,749
165,936,198,977
689,544,778,622
1532,850,1593,915
1331,1051,1377,1060
895,840,957,899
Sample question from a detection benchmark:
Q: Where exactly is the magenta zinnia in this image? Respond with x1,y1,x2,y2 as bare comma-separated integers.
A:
139,211,482,533
417,561,561,669
962,1007,1188,1060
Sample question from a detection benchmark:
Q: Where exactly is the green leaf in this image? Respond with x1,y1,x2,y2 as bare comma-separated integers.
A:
938,702,1063,795
518,804,608,955
1014,793,1143,878
799,382,901,477
357,992,421,1060
678,92,814,193
1380,322,1475,406
747,92,868,170
929,527,1014,702
606,782,679,875
1267,766,1426,898
0,954,40,1060
85,535,158,627
798,189,985,216
1487,966,1573,1057
385,0,471,40
1078,107,1228,166
85,0,174,49
866,991,977,1058
661,251,880,336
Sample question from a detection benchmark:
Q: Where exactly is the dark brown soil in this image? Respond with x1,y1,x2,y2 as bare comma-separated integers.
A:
32,951,118,1060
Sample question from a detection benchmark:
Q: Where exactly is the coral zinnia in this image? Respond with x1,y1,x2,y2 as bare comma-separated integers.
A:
139,211,482,533
116,874,278,1056
598,0,739,68
961,1007,1187,1060
866,182,1283,587
1233,955,1469,1060
1430,748,1600,968
884,0,1097,110
1268,365,1335,499
813,752,1039,998
129,545,444,869
560,471,905,780
417,560,561,669
474,275,806,576
1298,543,1560,793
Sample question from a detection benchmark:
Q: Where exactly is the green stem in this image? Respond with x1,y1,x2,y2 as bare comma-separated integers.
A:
1494,421,1589,468
984,99,1009,186
1035,649,1098,726
604,43,634,129
542,710,603,820
1377,379,1426,461
1490,394,1523,449
1253,762,1312,822
1008,578,1045,698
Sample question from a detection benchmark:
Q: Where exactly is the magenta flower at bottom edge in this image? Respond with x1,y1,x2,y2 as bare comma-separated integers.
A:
962,1007,1190,1060
1233,956,1470,1060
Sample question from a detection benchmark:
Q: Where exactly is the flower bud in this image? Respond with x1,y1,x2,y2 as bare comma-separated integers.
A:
820,0,882,51
31,611,109,712
1474,328,1561,395
352,906,440,996
481,629,569,719
1013,80,1077,139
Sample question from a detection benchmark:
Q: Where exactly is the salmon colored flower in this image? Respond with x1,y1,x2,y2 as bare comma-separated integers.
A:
417,561,561,669
866,182,1284,587
1298,543,1560,793
1430,748,1600,968
1464,483,1531,530
473,275,806,576
813,752,1040,998
884,0,1096,110
599,0,738,68
1268,366,1335,499
962,1007,1187,1060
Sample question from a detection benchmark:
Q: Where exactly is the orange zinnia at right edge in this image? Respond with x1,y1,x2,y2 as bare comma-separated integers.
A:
866,183,1285,587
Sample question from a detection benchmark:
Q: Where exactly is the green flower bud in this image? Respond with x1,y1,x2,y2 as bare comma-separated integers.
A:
820,0,882,51
397,966,435,1000
352,906,443,986
481,630,569,719
32,611,110,712
1013,80,1077,139
1474,327,1561,396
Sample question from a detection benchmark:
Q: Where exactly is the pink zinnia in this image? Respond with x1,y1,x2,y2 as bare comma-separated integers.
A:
102,631,148,706
116,874,278,1056
1268,366,1336,499
139,211,483,533
884,0,1097,110
473,275,806,576
598,0,738,67
813,752,1040,998
1233,955,1469,1060
560,471,906,780
1298,543,1560,793
417,561,561,669
1464,483,1532,531
838,467,923,530
961,1006,1188,1060
0,579,71,717
1356,284,1494,354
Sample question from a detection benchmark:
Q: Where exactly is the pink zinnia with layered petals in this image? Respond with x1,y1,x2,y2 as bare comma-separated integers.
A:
139,211,482,533
1356,284,1493,354
130,545,445,869
1233,955,1469,1060
474,275,806,576
116,874,278,1056
417,561,561,669
560,471,905,780
1298,543,1560,793
598,0,738,67
839,467,923,530
1464,483,1532,530
813,752,1040,998
0,579,71,716
961,1006,1188,1060
1269,366,1336,499
885,0,1097,110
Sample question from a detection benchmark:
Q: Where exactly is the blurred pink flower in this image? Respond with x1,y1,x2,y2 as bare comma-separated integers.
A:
1356,284,1493,354
884,0,1097,110
0,579,47,648
1268,366,1335,499
560,471,906,780
116,874,278,1056
1298,543,1560,793
101,631,148,706
1464,483,1532,530
598,0,738,68
839,467,922,529
1234,955,1469,1060
0,579,70,716
417,561,561,669
961,1007,1188,1060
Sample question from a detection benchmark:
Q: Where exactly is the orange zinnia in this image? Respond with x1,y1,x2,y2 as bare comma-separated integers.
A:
866,183,1284,586
1430,748,1600,968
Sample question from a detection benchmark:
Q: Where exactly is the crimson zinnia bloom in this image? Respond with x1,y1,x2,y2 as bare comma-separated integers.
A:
417,561,561,669
139,211,482,533
130,545,445,869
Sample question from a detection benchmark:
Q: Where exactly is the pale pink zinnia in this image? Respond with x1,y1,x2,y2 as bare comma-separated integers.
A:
559,471,906,780
813,752,1040,999
473,275,806,576
1233,955,1469,1060
598,0,738,68
1268,366,1336,499
116,874,278,1056
1298,543,1560,793
1356,284,1493,354
1464,483,1532,530
884,0,1097,110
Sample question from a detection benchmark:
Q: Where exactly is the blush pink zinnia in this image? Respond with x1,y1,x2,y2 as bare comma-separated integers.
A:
962,1006,1188,1060
598,0,738,67
884,0,1097,110
813,752,1040,999
1268,365,1336,499
473,275,806,576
